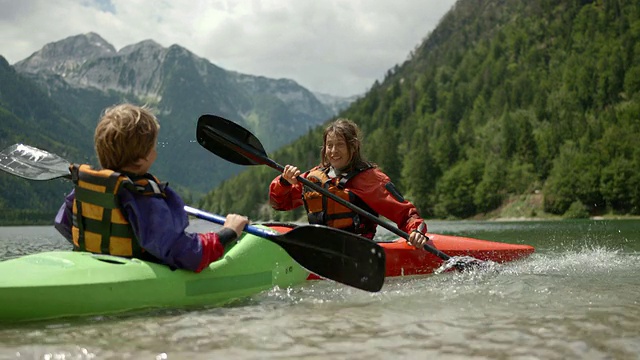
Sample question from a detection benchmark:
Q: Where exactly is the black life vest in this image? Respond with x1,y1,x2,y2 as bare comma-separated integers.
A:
302,165,377,237
69,164,166,258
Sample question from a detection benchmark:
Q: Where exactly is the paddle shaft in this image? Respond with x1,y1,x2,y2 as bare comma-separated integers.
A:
185,205,283,239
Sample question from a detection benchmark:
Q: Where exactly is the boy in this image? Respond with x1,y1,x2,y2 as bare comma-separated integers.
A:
55,103,248,272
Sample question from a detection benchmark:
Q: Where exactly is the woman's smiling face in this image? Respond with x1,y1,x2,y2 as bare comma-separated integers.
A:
324,131,351,171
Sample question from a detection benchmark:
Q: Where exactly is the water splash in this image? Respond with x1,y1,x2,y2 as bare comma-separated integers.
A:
515,244,637,275
433,256,501,274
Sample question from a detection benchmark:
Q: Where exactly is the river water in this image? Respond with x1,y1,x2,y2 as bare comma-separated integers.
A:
0,219,639,360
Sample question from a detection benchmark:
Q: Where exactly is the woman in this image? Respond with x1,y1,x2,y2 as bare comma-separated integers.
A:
269,118,429,249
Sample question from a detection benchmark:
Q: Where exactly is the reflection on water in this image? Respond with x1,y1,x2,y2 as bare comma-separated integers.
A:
1,219,639,359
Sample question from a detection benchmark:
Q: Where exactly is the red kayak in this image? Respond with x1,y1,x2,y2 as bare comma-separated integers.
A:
370,233,534,277
265,224,534,279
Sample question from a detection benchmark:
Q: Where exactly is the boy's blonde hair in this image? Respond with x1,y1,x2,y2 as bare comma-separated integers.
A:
94,104,160,170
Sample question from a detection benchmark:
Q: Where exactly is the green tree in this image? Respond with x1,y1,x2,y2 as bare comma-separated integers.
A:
543,142,603,215
600,157,639,213
434,159,483,218
366,127,401,182
400,129,439,216
474,157,506,213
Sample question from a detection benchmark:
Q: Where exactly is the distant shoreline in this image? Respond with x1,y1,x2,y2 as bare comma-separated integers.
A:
481,214,640,222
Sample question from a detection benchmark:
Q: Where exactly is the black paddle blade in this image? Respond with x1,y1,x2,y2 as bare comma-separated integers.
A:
270,225,386,292
0,144,70,180
196,114,267,166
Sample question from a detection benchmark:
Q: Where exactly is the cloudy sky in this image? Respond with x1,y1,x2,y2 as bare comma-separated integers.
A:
0,0,456,97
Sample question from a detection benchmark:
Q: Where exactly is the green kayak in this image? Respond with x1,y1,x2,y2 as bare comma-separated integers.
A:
0,228,310,323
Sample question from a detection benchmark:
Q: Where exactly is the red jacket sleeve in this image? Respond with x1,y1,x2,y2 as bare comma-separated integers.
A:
269,174,306,211
195,232,226,272
348,168,426,234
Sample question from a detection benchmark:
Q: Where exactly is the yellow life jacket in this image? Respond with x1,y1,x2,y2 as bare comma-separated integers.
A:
69,164,165,258
302,165,376,235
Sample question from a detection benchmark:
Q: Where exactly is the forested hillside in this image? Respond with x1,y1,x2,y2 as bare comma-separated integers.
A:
0,57,93,224
199,0,640,221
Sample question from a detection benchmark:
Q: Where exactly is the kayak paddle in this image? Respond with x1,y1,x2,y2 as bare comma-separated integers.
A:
196,114,491,272
0,143,386,292
0,144,72,181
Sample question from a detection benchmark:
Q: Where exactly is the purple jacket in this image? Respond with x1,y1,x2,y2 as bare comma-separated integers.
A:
55,185,230,272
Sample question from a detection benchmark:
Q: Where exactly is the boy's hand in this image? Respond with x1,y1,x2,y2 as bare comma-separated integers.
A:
224,214,250,238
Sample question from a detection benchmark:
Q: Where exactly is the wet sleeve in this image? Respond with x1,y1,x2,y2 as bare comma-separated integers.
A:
268,174,305,211
349,168,426,234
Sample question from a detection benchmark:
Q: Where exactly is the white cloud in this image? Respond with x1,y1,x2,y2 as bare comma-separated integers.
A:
0,0,456,97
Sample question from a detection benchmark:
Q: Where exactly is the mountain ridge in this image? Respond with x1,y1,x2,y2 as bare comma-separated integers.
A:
9,32,350,189
0,32,356,223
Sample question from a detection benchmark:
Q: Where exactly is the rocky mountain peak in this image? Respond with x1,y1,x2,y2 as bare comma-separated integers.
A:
313,91,361,114
118,39,164,56
14,32,116,75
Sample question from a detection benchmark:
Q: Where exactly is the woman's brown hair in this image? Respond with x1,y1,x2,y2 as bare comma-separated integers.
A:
320,118,368,170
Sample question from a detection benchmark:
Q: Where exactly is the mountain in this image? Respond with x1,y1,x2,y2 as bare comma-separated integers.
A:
11,32,341,193
313,92,361,115
199,0,640,221
12,32,117,76
0,56,93,224
0,32,358,224
0,56,93,160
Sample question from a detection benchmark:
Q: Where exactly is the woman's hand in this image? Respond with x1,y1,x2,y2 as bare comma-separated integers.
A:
282,165,301,185
407,222,429,249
